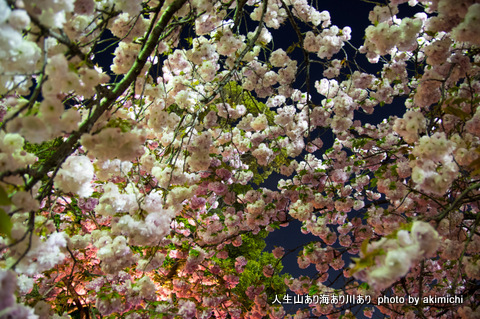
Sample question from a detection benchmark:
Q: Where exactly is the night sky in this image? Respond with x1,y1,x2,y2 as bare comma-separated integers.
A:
261,1,420,316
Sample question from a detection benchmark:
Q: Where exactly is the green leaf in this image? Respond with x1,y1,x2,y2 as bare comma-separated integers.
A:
53,214,61,228
0,208,13,238
286,43,296,54
68,62,78,73
444,106,470,120
468,156,480,176
360,237,370,256
309,284,319,295
350,245,384,275
359,282,370,290
0,185,11,205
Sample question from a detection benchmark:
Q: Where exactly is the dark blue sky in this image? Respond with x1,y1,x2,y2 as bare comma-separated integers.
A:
261,1,420,317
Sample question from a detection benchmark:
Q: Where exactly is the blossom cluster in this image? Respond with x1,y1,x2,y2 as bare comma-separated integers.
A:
354,221,440,291
0,2,40,94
